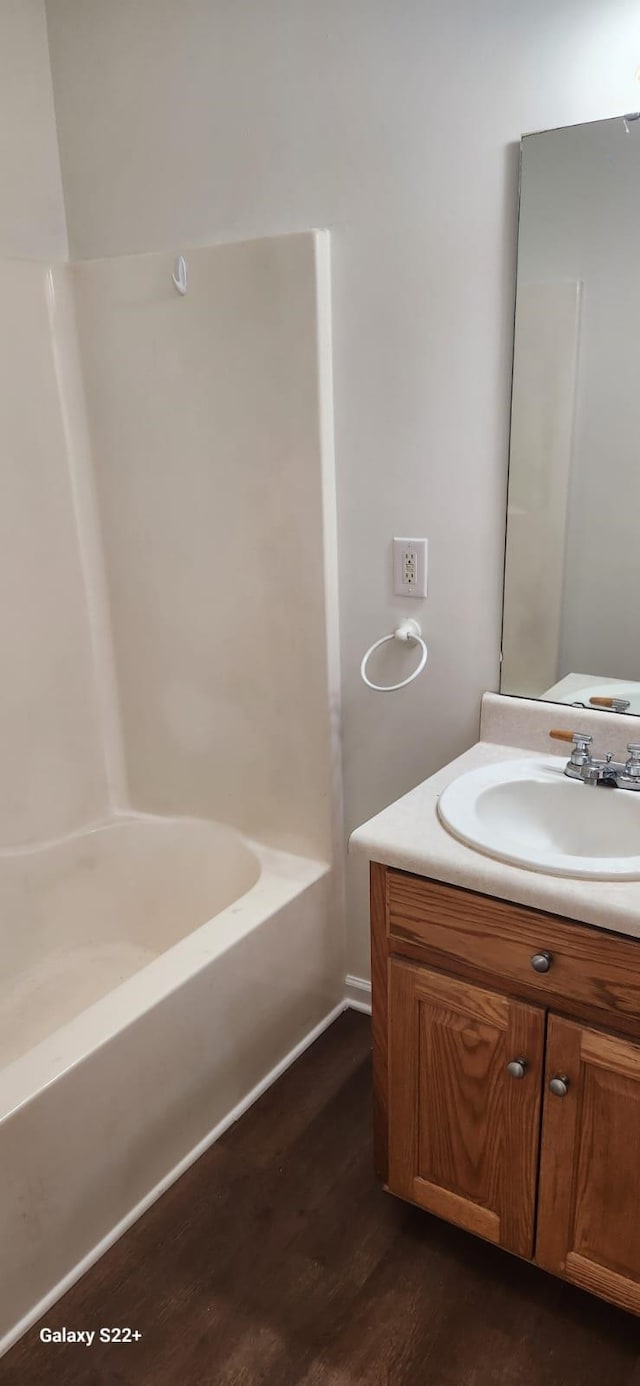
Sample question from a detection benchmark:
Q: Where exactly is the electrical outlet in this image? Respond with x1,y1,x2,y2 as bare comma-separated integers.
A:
393,537,428,597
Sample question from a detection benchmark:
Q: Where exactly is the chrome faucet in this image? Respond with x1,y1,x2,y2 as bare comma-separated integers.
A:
561,732,640,790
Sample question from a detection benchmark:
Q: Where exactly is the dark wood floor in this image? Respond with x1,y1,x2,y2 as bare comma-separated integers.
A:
3,1010,640,1385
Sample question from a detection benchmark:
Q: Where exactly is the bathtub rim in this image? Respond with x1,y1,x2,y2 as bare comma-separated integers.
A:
0,812,330,1123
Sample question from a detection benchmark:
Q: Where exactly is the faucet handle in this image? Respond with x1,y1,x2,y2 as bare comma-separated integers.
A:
570,732,593,765
549,730,592,765
549,729,592,746
623,744,640,781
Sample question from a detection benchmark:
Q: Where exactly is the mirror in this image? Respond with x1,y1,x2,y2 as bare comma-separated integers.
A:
501,114,640,716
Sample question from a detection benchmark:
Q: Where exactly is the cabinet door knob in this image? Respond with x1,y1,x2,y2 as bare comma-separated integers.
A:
507,1058,527,1079
531,950,552,973
549,1075,570,1098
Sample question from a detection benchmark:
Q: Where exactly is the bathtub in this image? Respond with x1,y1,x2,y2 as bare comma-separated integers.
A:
0,813,341,1353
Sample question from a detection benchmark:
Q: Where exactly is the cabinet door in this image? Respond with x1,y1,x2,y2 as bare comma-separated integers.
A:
537,1015,640,1313
387,958,544,1257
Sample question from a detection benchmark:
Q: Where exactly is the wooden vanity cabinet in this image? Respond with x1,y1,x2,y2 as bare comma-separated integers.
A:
388,959,544,1257
371,862,640,1314
537,1016,640,1313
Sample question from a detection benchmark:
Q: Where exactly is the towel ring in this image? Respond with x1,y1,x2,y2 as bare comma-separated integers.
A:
172,255,188,295
360,619,428,692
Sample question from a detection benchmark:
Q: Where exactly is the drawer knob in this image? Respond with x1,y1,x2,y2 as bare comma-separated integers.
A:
550,1074,570,1098
531,950,552,973
507,1058,527,1080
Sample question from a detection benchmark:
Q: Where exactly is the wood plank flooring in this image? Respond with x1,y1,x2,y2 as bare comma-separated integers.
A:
3,1010,640,1385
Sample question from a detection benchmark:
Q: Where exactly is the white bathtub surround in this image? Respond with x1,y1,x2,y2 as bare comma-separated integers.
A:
0,259,109,846
71,233,338,861
350,692,640,940
45,264,128,808
0,231,346,1355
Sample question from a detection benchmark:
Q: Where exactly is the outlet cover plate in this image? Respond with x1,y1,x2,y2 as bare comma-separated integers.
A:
393,537,428,597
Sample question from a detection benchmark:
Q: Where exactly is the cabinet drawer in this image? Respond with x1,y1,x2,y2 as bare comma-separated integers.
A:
386,870,640,1024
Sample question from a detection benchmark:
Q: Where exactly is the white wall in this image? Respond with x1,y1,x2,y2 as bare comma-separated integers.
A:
518,119,640,684
45,0,640,979
0,0,66,258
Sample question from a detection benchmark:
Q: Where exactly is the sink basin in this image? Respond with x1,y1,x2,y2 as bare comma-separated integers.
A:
437,757,640,879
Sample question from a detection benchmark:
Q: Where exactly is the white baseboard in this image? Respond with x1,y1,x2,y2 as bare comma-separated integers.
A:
0,998,346,1361
344,973,372,1015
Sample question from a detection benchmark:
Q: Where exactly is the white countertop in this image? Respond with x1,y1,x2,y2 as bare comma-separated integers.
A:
349,708,640,940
